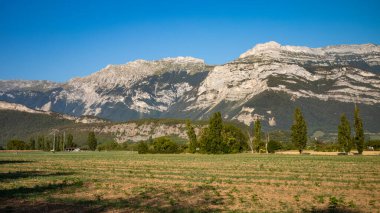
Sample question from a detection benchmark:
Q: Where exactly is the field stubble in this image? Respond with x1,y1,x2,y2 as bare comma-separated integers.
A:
0,152,379,212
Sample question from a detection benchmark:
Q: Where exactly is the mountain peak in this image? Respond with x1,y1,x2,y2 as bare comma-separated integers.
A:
239,41,380,59
122,57,205,66
239,41,282,58
256,41,281,49
161,56,205,64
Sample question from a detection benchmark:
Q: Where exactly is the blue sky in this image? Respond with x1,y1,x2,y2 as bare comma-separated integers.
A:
1,0,379,82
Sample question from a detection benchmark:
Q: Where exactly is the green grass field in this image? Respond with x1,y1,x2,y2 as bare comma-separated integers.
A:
0,152,379,212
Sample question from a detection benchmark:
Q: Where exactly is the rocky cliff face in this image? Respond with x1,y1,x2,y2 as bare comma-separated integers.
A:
91,122,202,143
1,42,380,133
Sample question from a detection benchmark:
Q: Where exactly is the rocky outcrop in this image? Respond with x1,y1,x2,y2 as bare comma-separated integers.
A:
92,122,202,142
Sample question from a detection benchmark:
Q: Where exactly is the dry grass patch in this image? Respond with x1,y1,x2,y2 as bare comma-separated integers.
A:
0,152,379,212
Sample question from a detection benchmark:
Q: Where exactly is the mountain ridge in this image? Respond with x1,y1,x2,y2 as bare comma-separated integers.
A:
1,41,380,132
240,41,380,58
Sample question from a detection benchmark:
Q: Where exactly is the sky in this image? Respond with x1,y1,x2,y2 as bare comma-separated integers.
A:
0,0,379,82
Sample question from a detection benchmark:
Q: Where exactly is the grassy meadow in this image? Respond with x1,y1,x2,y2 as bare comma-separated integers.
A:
0,151,379,212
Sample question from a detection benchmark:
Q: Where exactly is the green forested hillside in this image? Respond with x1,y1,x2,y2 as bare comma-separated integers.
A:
0,110,74,146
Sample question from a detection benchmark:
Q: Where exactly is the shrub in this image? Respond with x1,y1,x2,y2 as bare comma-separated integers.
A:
137,141,149,154
312,140,340,152
120,142,128,150
80,145,90,150
7,139,28,150
97,141,121,151
267,140,282,153
152,137,179,154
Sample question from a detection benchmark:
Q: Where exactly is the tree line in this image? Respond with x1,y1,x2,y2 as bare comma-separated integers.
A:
6,133,76,151
137,105,367,155
4,106,369,154
4,130,132,152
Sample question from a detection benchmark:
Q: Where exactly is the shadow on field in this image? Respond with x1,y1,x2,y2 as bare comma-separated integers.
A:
303,207,362,213
0,160,33,165
0,171,75,182
0,184,223,212
0,179,83,199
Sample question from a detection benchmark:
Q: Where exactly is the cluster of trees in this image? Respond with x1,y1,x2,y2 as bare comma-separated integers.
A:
337,106,365,154
250,119,285,153
290,106,366,154
6,139,29,150
6,133,76,151
188,112,248,154
4,130,131,152
138,113,249,154
136,106,367,155
137,136,184,154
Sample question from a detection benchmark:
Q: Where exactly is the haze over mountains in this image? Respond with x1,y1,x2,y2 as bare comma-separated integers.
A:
1,41,380,133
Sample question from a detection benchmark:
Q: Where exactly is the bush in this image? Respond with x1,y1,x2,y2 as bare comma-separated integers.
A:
7,140,28,150
178,144,188,153
97,141,122,151
312,140,340,152
80,145,90,150
123,141,138,151
120,142,128,150
152,137,179,153
137,141,149,154
267,140,282,153
280,141,297,150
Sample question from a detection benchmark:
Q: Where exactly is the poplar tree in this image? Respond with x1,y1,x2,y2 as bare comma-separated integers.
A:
291,108,308,154
67,133,75,147
186,120,197,153
338,113,352,153
354,106,364,154
29,137,36,150
88,131,97,151
201,112,224,153
253,119,262,152
209,112,223,153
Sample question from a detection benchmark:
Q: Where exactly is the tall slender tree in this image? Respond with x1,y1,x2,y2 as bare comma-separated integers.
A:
208,112,223,153
354,106,364,154
87,131,97,151
199,112,224,154
67,133,75,147
29,137,36,150
291,108,308,154
37,135,44,150
338,113,352,153
186,120,197,153
253,119,263,152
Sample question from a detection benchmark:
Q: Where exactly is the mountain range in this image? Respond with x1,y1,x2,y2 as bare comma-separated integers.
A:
1,41,380,134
